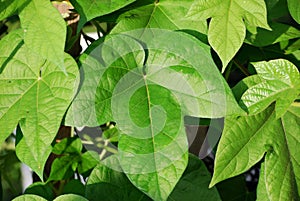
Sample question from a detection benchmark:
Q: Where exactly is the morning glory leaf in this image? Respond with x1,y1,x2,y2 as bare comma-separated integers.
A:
240,59,300,118
210,104,300,200
187,0,271,72
19,0,67,70
111,0,207,40
287,0,300,24
69,0,136,32
0,29,79,179
67,30,243,200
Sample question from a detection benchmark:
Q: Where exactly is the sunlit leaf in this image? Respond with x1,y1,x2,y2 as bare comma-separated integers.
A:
240,59,300,117
0,29,79,179
111,0,207,40
67,30,243,200
19,0,66,70
187,0,271,72
210,104,300,200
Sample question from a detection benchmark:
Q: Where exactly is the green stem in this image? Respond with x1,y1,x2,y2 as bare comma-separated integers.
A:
233,59,250,76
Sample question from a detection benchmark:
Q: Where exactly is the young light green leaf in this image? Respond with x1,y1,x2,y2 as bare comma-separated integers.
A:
0,29,79,179
187,0,271,72
54,194,88,201
111,0,207,40
12,194,47,201
69,0,136,32
85,155,151,201
241,59,300,118
168,154,221,201
0,0,30,21
287,0,300,24
210,104,300,200
19,0,66,70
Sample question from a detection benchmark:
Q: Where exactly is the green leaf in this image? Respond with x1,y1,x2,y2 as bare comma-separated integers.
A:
232,75,264,100
241,59,300,117
70,0,136,32
12,194,47,201
187,0,271,72
62,179,85,197
216,175,256,201
52,137,83,155
0,29,79,179
67,30,243,200
0,0,30,21
111,0,207,40
54,194,88,201
288,0,300,24
24,182,54,201
286,39,300,54
47,155,79,181
168,154,221,201
19,0,66,70
245,22,300,47
103,127,120,142
210,104,300,200
77,151,99,174
85,155,151,201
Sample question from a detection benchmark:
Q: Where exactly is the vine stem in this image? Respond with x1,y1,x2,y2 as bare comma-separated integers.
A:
99,140,109,160
233,59,250,76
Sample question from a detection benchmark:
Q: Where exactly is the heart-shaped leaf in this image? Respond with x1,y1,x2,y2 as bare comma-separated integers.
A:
66,29,243,200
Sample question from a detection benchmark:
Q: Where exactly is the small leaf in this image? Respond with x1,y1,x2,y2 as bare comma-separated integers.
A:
85,155,151,201
52,137,83,155
287,0,300,24
19,0,66,70
47,155,79,181
77,151,99,174
241,59,300,117
187,0,271,72
103,127,120,142
70,0,136,32
54,194,88,201
12,194,47,201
